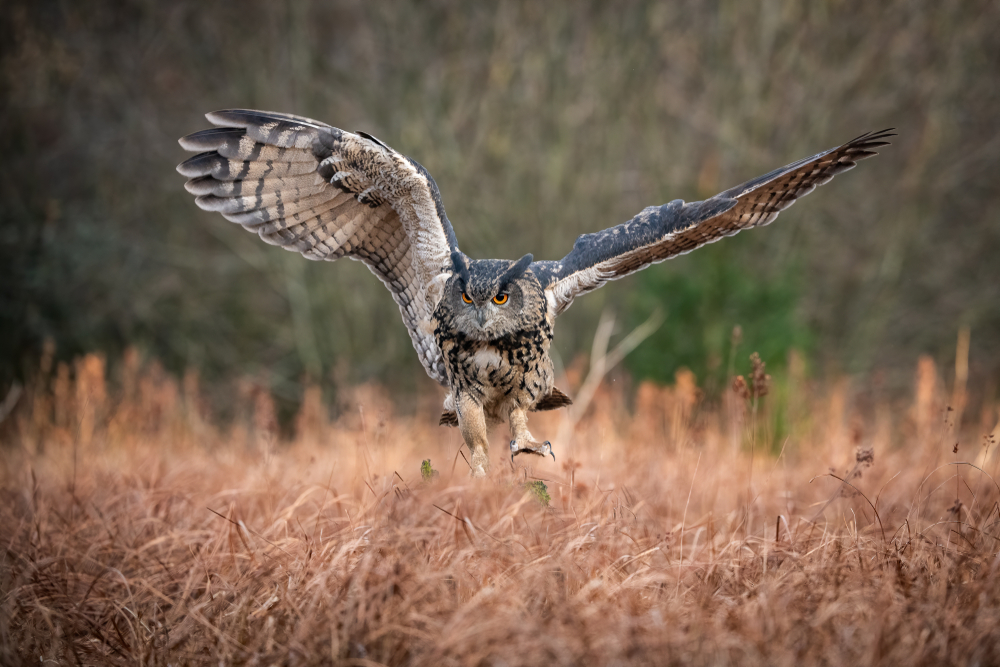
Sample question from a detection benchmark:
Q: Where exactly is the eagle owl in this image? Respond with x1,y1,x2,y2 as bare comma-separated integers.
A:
177,110,891,476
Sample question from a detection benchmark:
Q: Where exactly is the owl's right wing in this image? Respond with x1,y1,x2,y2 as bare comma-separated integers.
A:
177,109,459,385
532,129,894,315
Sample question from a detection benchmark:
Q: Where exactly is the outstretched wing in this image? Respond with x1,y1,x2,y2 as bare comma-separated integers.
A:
177,109,459,385
532,129,894,315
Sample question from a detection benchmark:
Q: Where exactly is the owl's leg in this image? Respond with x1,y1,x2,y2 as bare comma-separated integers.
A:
456,393,491,477
507,408,555,462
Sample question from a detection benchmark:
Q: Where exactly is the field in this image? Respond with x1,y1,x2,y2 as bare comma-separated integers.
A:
2,349,1000,666
3,2,999,664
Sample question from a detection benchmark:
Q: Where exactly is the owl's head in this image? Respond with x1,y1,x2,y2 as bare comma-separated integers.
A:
442,252,545,340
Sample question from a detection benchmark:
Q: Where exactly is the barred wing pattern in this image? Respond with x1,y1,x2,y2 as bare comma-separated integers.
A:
532,129,894,315
177,110,459,385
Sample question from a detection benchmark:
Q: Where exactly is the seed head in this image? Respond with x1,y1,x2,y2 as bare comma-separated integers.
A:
732,375,750,400
750,352,771,398
855,445,874,468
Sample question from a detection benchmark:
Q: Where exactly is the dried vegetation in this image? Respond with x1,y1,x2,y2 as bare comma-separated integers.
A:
2,349,1000,666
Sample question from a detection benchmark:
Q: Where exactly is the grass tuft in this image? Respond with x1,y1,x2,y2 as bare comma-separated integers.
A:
524,480,551,506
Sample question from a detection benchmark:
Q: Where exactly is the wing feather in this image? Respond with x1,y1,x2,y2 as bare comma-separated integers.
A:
534,129,894,315
183,171,331,197
177,109,460,385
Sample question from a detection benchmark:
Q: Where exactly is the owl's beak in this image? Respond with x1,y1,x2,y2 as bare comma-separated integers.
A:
475,307,487,327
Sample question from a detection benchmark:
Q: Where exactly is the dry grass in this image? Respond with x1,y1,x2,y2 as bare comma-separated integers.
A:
2,351,1000,666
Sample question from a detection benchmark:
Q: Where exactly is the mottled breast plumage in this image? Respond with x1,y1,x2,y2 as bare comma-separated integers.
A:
432,257,555,423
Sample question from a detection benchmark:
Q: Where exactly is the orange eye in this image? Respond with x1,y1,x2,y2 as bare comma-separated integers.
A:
493,293,509,305
461,292,472,304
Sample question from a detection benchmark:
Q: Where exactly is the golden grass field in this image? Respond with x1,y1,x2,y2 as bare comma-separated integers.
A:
2,348,1000,666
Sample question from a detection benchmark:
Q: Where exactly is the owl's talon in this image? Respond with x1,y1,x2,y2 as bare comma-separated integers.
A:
542,441,555,461
510,438,554,462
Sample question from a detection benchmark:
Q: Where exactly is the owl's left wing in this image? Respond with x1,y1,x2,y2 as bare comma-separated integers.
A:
532,129,894,315
177,109,459,385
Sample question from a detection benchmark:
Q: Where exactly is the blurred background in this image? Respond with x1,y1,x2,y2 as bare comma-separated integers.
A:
2,0,998,420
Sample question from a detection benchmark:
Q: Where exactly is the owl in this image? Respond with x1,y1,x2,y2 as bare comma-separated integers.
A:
177,110,891,476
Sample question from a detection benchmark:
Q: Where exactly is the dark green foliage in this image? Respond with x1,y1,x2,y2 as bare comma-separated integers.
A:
625,236,811,397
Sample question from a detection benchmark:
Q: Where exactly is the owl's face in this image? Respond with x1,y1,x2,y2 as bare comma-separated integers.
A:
440,253,545,341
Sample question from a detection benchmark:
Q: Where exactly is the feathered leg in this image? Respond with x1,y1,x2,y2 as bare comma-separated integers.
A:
456,393,491,477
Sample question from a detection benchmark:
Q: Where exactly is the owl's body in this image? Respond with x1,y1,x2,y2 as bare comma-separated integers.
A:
177,109,892,476
433,259,562,474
